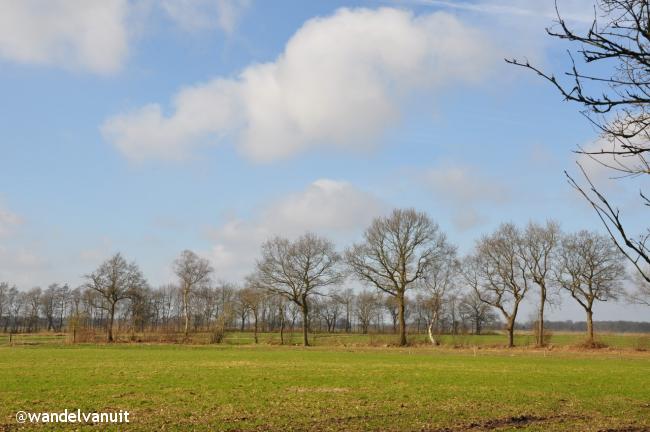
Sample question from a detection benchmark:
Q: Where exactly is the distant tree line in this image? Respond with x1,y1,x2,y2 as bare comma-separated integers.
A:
1,209,648,347
526,320,650,334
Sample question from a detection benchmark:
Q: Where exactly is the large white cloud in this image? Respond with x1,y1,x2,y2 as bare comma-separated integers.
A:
207,179,386,280
0,0,129,74
102,7,497,162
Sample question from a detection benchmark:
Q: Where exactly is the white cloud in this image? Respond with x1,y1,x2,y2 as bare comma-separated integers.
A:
102,7,498,162
421,164,509,230
207,179,385,280
0,205,23,237
0,0,129,74
410,0,595,23
576,135,650,184
161,0,250,34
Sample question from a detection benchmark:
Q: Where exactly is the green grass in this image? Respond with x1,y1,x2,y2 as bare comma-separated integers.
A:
1,343,649,431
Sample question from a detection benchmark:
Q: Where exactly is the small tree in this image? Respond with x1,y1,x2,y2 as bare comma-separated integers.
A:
355,290,380,334
346,208,451,346
173,250,213,338
255,233,342,346
556,230,626,344
85,253,147,342
458,290,497,335
239,282,266,344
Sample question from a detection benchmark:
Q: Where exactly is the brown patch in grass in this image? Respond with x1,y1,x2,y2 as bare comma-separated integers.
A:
289,386,350,394
424,414,587,432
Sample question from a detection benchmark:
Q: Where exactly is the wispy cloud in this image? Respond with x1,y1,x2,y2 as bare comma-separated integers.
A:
392,0,595,23
207,179,386,280
161,0,251,34
420,163,510,231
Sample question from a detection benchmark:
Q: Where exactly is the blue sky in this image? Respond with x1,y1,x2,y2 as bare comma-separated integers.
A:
0,0,647,321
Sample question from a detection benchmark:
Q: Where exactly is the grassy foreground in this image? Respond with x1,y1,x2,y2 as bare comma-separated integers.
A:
1,344,649,431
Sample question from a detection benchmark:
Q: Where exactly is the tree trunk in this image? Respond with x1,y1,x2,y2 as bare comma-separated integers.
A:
586,308,594,343
537,290,546,347
183,287,190,338
300,298,310,347
253,313,258,344
279,315,285,345
398,293,407,346
506,318,514,348
427,321,438,346
108,302,115,343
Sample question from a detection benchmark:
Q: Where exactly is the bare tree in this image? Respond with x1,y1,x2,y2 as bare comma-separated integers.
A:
458,290,498,335
355,290,380,334
556,230,626,344
0,282,8,332
333,288,355,333
346,208,450,346
508,1,650,283
240,281,266,343
85,253,147,342
255,233,342,346
318,291,342,333
24,287,41,332
173,250,213,338
463,223,530,348
520,220,561,346
418,243,458,345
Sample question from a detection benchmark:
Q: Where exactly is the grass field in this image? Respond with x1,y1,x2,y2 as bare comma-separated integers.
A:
1,339,650,431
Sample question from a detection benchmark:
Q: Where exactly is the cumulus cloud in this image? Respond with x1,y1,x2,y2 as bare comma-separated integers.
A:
0,0,129,74
161,0,250,34
207,179,385,280
102,7,497,162
421,164,510,230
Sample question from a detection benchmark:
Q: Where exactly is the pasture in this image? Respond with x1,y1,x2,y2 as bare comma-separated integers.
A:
1,335,649,431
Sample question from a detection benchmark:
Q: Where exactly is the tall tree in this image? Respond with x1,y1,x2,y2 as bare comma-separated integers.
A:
556,230,626,344
85,253,147,342
255,233,342,346
173,250,213,338
520,220,560,346
346,208,452,346
463,223,530,348
419,243,458,345
508,0,650,283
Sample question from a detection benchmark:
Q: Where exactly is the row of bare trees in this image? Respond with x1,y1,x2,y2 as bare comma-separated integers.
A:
2,209,648,346
0,276,500,340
